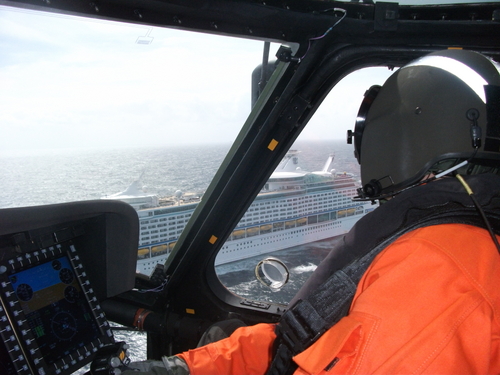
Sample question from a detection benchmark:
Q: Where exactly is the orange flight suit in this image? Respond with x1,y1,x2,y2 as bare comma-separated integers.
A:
178,223,500,374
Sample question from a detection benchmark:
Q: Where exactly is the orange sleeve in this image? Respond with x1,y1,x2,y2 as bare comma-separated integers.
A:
177,323,276,375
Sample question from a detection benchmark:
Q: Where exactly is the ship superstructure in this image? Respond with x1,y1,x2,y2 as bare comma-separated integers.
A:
104,151,375,275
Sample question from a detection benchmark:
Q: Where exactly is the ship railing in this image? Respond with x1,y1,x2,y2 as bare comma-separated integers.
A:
224,204,367,242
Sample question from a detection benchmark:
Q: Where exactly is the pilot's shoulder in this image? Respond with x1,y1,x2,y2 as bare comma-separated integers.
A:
378,224,500,300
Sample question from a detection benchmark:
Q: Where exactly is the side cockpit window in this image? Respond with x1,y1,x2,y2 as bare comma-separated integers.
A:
215,67,393,305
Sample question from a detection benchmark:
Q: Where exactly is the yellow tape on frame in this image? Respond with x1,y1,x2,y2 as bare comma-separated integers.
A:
268,139,279,151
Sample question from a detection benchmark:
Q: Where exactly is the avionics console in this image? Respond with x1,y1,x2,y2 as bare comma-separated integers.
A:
0,242,113,375
0,200,139,375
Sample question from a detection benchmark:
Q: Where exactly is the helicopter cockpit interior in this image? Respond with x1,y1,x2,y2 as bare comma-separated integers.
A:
1,0,499,374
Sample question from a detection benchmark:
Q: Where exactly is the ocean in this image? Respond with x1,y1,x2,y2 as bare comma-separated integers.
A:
0,140,358,208
0,139,361,372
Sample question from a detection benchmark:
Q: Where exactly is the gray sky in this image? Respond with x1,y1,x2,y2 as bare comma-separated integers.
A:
0,5,393,152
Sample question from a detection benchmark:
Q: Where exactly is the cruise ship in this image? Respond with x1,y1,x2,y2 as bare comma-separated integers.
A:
104,151,376,275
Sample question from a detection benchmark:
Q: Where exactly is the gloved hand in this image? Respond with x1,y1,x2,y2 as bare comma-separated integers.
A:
122,356,189,375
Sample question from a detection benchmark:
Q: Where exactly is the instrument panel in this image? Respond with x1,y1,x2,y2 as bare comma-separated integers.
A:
0,243,112,375
0,200,139,375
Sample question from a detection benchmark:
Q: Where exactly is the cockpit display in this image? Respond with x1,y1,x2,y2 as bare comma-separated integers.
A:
0,242,114,375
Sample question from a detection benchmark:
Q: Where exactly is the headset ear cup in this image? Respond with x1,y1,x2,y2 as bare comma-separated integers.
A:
363,179,382,197
353,85,381,163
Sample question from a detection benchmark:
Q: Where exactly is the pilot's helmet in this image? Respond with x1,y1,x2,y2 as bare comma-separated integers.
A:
349,49,500,199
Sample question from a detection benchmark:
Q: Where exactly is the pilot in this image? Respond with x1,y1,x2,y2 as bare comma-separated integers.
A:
124,49,500,374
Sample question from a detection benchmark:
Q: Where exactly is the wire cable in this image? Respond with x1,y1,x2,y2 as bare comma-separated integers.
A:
299,8,347,61
456,174,500,254
353,147,482,202
134,277,168,293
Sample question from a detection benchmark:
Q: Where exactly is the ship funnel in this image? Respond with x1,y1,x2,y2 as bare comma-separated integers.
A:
322,154,334,172
277,150,301,172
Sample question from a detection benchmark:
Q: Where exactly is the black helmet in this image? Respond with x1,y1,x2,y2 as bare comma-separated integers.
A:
348,49,500,200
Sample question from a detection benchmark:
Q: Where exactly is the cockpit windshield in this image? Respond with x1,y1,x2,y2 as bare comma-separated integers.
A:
0,7,277,209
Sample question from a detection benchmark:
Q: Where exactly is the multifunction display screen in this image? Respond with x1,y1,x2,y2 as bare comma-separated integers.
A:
9,255,101,366
0,243,113,375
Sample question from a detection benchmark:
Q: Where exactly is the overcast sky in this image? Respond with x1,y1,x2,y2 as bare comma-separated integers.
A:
0,5,393,152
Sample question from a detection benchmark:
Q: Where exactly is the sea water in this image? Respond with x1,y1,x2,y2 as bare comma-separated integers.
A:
0,140,358,208
0,139,360,372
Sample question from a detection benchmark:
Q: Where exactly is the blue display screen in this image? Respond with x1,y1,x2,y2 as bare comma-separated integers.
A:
9,255,102,366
